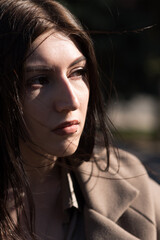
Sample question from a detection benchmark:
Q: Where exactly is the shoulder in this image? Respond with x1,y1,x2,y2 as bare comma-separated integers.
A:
95,147,160,230
75,147,160,237
94,146,160,190
94,146,147,178
95,146,160,221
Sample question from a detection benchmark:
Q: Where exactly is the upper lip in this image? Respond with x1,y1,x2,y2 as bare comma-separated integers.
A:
53,120,79,130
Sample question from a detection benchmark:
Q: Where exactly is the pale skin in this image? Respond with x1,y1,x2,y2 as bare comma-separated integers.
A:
9,31,89,240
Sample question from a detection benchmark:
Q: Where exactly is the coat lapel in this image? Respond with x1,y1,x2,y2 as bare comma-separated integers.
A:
84,207,140,240
74,155,140,240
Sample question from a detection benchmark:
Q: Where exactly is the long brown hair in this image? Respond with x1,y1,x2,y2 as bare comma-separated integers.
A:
0,0,112,239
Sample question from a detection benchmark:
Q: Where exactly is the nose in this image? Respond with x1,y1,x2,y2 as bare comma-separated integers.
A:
54,75,80,112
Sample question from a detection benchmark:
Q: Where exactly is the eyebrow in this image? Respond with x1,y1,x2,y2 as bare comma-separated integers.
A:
68,56,86,68
25,56,86,73
25,65,52,73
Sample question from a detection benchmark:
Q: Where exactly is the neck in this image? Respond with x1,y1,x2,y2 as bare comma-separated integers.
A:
19,140,59,185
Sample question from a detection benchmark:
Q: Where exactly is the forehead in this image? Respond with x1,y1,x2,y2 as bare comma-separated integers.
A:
25,31,83,66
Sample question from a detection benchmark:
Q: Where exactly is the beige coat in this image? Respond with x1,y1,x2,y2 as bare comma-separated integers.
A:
72,149,160,240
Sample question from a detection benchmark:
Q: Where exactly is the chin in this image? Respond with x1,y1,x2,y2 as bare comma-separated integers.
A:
30,136,81,158
53,146,78,158
49,137,80,157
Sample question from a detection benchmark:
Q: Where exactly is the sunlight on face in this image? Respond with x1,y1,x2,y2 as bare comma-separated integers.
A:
23,31,89,158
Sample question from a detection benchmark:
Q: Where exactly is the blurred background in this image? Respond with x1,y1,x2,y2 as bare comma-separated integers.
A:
60,0,160,181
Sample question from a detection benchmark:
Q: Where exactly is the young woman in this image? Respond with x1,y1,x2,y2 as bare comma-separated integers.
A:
0,0,159,239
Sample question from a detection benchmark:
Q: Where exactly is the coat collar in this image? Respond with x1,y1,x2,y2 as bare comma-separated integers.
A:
74,158,139,222
84,207,140,240
73,149,142,240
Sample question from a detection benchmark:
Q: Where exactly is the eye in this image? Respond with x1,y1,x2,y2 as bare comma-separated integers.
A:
69,68,87,80
26,75,49,88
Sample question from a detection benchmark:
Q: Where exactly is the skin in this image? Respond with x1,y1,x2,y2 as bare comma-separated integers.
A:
18,31,89,239
22,31,89,167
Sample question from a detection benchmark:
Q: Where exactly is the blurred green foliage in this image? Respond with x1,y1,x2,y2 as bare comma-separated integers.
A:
59,0,160,99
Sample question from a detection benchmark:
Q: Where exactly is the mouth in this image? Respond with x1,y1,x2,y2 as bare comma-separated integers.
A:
52,120,79,136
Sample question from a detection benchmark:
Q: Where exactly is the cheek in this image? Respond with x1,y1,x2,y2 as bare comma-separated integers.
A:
78,83,89,109
23,98,46,132
81,88,89,114
23,90,47,119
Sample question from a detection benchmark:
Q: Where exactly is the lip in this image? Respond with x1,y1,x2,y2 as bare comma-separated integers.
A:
52,120,79,136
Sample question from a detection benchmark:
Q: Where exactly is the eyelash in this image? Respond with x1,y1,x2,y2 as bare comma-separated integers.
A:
26,67,88,88
69,67,87,80
26,75,49,88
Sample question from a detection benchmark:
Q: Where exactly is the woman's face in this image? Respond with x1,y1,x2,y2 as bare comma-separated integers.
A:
23,31,89,157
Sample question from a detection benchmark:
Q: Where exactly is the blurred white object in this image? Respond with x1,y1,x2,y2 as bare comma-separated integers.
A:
108,94,158,132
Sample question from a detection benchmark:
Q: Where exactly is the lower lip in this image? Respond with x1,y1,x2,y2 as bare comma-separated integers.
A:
53,124,78,136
